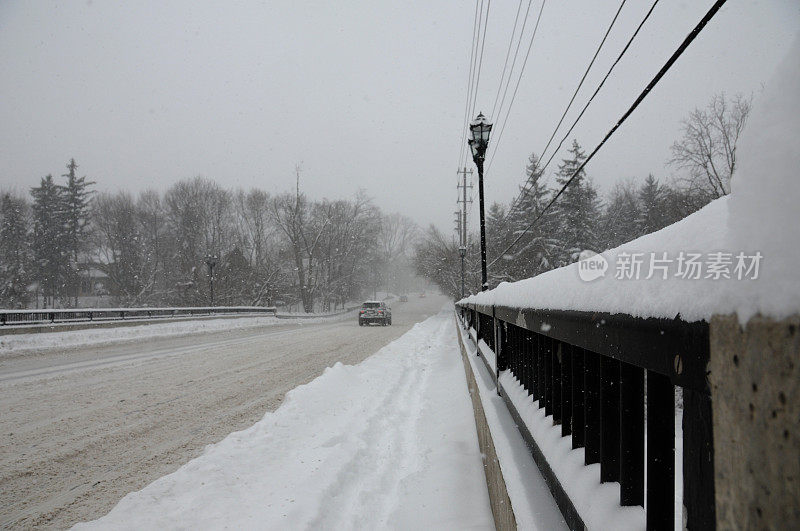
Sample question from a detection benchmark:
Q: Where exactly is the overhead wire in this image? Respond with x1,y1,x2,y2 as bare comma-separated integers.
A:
457,0,482,172
470,0,492,118
484,0,547,174
490,0,525,121
487,0,730,268
508,0,657,219
536,0,628,168
490,0,626,183
489,0,535,139
534,0,661,184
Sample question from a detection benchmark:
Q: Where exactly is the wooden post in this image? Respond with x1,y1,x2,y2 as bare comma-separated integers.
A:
562,343,573,438
620,362,644,506
601,357,620,483
585,350,602,465
572,346,585,450
646,370,675,529
684,388,716,529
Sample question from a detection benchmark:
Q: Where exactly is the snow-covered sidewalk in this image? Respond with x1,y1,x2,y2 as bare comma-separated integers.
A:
74,308,494,530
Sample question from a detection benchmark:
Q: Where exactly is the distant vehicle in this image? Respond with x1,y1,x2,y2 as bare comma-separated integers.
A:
399,295,408,302
358,301,392,326
419,292,426,298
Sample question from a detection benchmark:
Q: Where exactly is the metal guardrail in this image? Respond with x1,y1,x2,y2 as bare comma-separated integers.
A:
0,306,278,327
0,296,392,328
456,301,714,530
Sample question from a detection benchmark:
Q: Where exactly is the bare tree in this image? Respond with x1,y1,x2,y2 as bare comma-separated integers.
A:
93,192,144,303
136,190,168,303
377,212,418,295
164,177,233,304
413,225,479,300
669,93,752,198
269,167,330,312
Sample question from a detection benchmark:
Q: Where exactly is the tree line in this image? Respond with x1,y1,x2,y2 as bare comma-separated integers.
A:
415,92,751,299
0,163,419,310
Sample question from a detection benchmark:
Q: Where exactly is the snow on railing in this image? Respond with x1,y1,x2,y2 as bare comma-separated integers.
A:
457,301,712,530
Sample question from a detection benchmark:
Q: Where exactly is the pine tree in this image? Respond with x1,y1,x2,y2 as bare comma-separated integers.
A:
62,159,94,305
31,175,68,306
510,152,559,278
486,202,512,285
599,180,641,249
0,193,32,308
636,174,667,235
551,140,601,265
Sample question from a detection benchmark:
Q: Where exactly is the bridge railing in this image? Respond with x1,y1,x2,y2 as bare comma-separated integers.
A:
0,306,278,326
456,301,714,530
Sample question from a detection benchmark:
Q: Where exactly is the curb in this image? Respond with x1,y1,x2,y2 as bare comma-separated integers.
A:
455,314,517,531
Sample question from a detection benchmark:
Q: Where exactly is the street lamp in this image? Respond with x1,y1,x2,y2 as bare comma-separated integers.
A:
204,253,218,306
468,112,492,291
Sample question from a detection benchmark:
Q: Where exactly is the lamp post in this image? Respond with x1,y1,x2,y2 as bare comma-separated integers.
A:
204,253,218,306
468,112,493,291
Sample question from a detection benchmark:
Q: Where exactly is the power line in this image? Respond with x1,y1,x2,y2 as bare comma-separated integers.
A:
490,0,625,180
470,0,492,118
490,0,525,121
534,0,661,183
488,0,729,268
537,0,628,167
509,0,657,219
490,0,535,137
484,0,547,173
457,0,482,171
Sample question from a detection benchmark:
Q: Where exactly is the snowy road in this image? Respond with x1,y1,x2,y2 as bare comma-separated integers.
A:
0,295,448,529
73,308,493,530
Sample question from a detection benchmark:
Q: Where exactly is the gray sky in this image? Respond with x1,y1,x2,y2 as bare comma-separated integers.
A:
1,1,797,234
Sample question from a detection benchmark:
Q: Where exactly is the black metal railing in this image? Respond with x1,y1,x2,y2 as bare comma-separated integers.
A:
457,301,714,530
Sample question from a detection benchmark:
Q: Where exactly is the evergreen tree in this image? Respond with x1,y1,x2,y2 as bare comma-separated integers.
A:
636,174,667,235
62,158,94,305
31,175,68,306
551,140,601,265
599,180,641,249
485,202,512,285
0,193,32,307
509,152,560,278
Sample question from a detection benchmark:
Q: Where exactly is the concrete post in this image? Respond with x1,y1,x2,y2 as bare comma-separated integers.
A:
709,314,800,528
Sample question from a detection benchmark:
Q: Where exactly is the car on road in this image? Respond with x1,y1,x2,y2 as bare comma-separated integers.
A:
399,295,408,302
358,301,392,326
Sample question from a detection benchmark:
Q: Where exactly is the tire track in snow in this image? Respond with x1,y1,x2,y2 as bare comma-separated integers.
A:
306,317,445,529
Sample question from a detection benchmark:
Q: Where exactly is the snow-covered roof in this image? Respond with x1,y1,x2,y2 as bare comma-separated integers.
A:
463,35,800,325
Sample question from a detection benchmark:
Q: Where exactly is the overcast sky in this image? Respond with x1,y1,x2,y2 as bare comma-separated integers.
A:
1,1,797,234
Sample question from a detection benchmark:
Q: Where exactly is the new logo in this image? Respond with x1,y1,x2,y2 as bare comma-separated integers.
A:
577,250,608,282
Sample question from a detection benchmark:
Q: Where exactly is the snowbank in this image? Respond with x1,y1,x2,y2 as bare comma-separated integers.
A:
73,309,493,530
464,36,800,324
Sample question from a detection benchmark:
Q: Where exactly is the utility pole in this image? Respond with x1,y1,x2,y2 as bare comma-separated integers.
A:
457,167,473,298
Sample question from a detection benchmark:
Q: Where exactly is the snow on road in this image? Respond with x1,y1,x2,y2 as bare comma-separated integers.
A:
74,308,493,530
0,296,448,529
0,312,351,355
